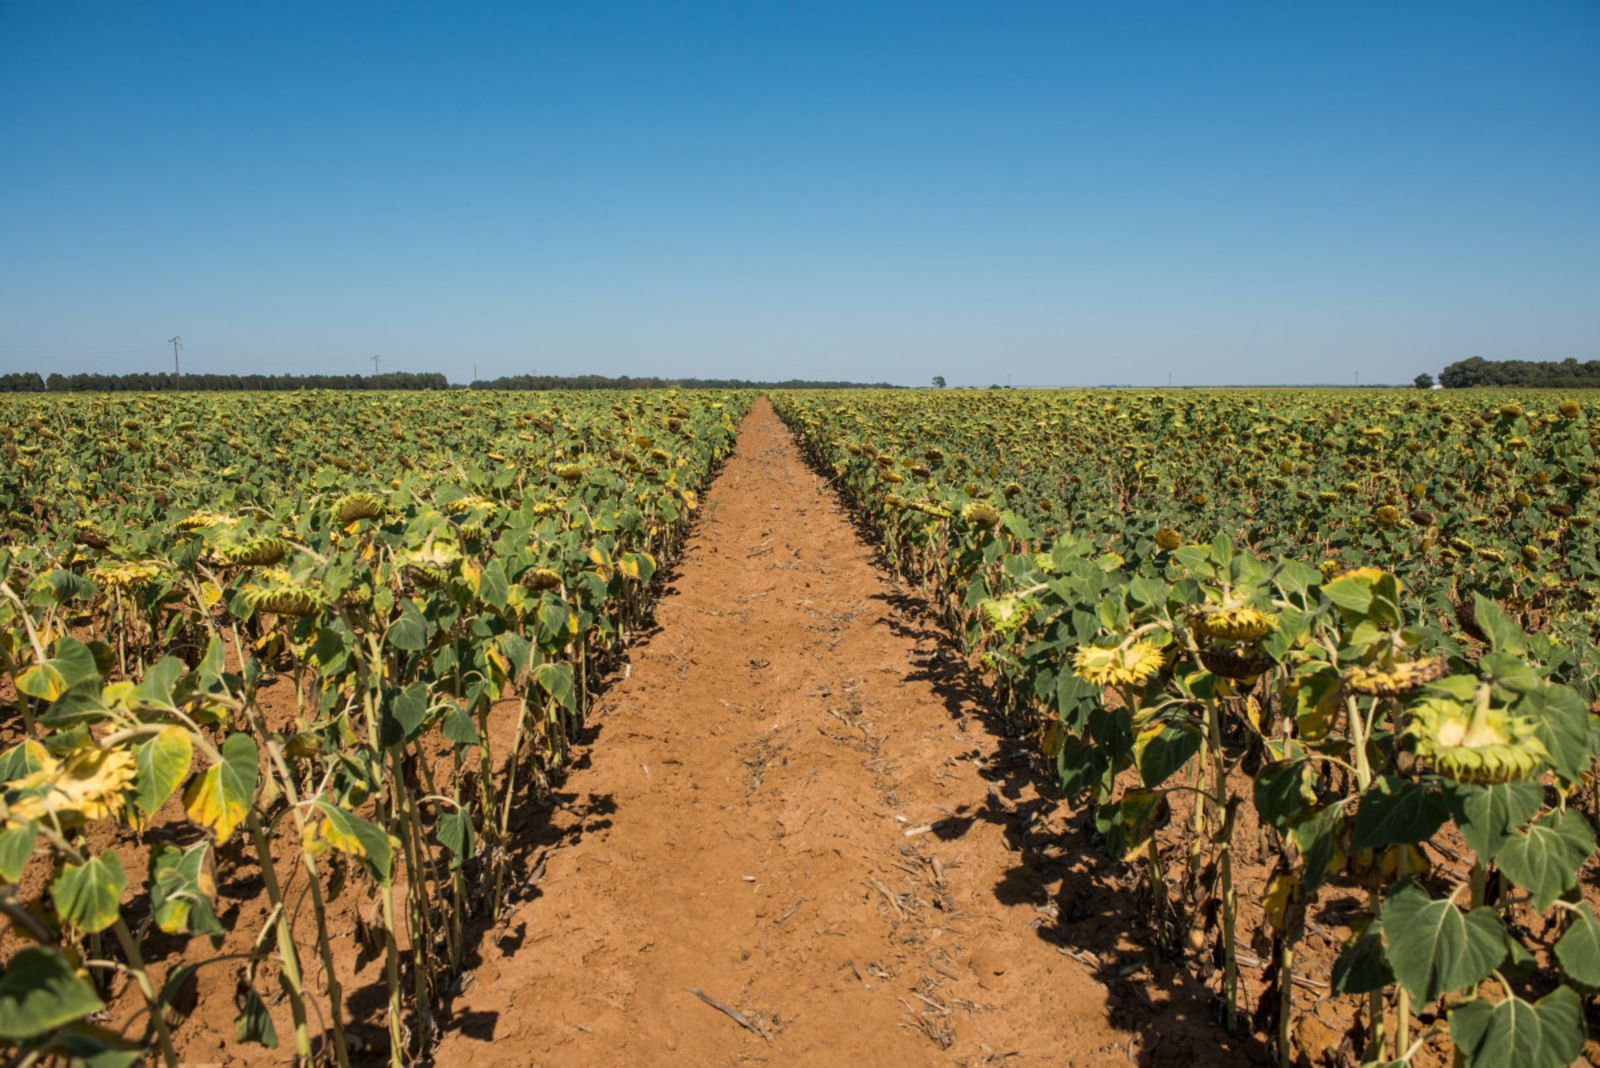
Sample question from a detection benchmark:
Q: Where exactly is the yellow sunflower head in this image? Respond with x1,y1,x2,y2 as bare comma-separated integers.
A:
6,746,138,827
1072,640,1165,687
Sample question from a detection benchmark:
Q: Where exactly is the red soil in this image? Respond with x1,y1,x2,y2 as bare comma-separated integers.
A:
428,399,1241,1066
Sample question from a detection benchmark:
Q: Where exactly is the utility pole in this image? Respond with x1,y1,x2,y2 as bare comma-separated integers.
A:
371,354,382,377
169,336,182,389
1168,372,1173,388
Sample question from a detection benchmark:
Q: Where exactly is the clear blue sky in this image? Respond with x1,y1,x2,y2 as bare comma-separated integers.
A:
2,2,1596,386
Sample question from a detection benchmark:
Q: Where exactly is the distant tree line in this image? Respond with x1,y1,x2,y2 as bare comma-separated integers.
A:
0,369,901,393
470,373,899,390
0,372,46,392
1439,357,1600,388
29,371,451,392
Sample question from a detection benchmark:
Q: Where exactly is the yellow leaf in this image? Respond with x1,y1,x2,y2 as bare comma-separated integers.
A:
314,814,367,859
1263,873,1299,930
1042,722,1065,759
199,582,223,607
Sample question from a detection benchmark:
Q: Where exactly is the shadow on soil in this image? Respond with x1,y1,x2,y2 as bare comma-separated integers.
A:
870,591,1260,1067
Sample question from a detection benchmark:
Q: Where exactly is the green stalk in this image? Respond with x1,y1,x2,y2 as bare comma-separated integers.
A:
380,880,405,1068
108,916,178,1067
245,815,313,1062
248,719,352,1068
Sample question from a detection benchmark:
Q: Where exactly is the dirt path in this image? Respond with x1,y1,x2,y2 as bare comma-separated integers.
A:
433,399,1237,1067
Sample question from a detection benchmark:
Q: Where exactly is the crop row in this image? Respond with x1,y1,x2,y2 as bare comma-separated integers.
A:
773,388,1600,1068
0,389,750,1065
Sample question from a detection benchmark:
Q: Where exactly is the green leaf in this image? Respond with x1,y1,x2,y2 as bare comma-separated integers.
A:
1352,776,1450,852
1321,575,1374,614
1378,880,1507,1002
1134,723,1201,788
182,732,259,843
1519,684,1594,785
1288,807,1342,892
1446,781,1543,863
1478,652,1540,692
1555,905,1600,987
1093,789,1169,861
15,662,67,702
312,800,392,883
441,707,479,746
52,1021,145,1068
386,602,428,652
0,947,105,1040
130,656,184,711
132,726,192,820
477,560,510,610
51,852,127,934
233,987,278,1048
1473,593,1527,655
0,740,48,783
386,683,430,745
1253,759,1315,830
311,627,350,674
1449,986,1585,1068
435,807,474,871
1331,927,1393,995
534,661,575,711
16,638,102,703
1496,809,1595,911
148,842,220,937
0,822,36,882
536,598,574,648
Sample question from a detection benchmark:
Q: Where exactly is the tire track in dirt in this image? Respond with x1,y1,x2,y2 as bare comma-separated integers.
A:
432,399,1236,1067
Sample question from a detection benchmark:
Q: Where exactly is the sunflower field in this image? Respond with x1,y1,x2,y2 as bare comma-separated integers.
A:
773,388,1600,1067
0,389,748,1065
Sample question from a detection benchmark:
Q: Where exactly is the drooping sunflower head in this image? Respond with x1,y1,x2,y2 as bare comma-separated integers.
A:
333,492,384,524
176,511,237,532
92,559,166,591
6,746,138,827
396,542,463,588
446,494,498,516
961,502,1002,531
1190,605,1277,643
215,535,290,568
1072,640,1165,687
523,567,563,592
72,521,110,550
1405,695,1548,784
1154,528,1182,552
1345,656,1446,696
241,569,325,617
978,596,1032,636
1199,646,1275,681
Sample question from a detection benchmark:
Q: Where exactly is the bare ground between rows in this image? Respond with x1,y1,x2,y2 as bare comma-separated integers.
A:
429,399,1243,1068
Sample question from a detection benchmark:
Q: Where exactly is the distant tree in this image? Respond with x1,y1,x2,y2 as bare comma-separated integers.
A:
932,375,946,388
1439,356,1600,388
1414,373,1435,390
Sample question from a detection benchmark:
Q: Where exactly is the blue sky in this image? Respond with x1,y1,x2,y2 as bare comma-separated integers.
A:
2,2,1596,386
